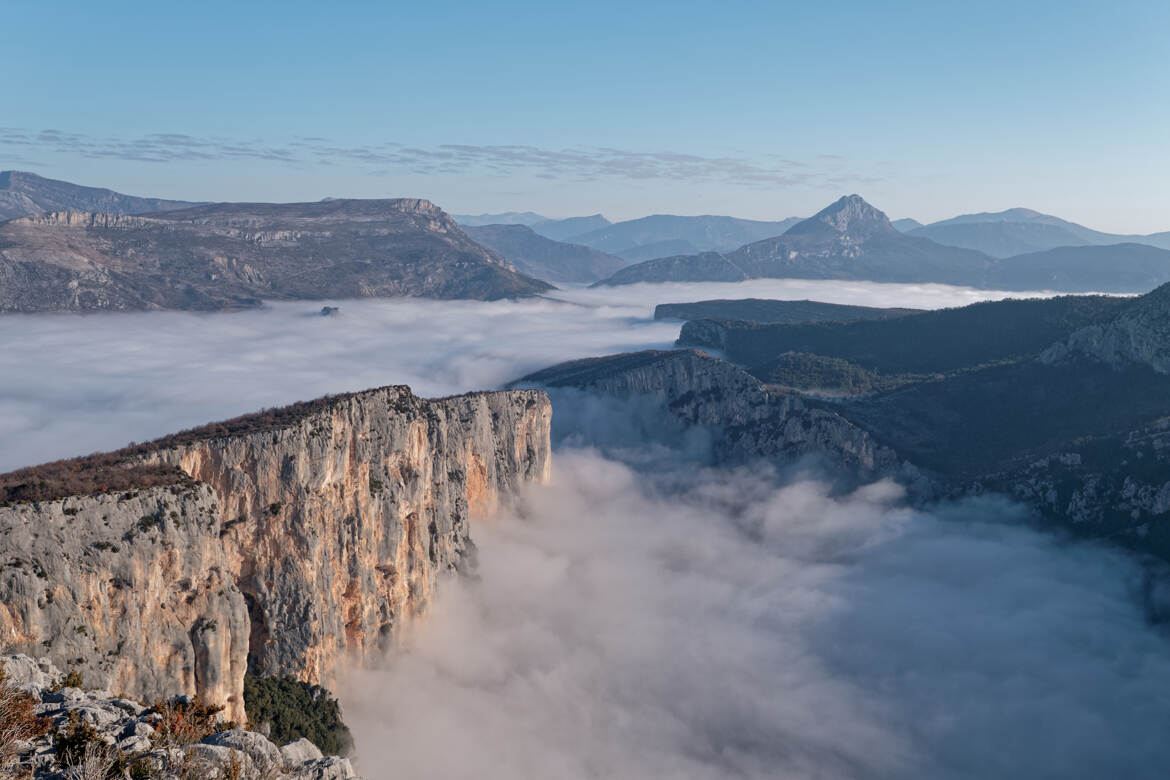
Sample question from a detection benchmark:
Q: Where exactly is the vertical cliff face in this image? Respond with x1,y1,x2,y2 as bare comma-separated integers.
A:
0,386,551,721
518,349,900,477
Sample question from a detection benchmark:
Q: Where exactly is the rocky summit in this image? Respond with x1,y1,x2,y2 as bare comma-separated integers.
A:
0,198,553,312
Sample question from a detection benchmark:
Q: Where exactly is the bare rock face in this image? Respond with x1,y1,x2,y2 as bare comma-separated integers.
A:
519,349,900,478
0,386,551,721
1042,282,1170,374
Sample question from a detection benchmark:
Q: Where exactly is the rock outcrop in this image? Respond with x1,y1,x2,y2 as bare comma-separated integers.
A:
0,386,551,722
518,349,901,478
1,654,359,779
1041,282,1170,373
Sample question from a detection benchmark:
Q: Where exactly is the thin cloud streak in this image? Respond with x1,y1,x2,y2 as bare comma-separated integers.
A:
0,126,878,189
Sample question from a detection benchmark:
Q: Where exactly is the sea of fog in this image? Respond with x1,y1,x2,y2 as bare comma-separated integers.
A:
3,279,1169,779
1,278,1063,471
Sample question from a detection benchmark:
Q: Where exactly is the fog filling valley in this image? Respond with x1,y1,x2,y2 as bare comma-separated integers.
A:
4,280,1169,778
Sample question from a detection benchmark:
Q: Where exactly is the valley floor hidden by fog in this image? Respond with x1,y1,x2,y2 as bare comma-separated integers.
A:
1,277,1066,472
3,278,1169,779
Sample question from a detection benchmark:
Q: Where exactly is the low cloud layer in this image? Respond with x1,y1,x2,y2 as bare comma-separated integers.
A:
342,451,1170,779
0,280,1053,471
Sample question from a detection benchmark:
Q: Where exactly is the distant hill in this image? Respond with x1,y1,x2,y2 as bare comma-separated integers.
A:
0,199,552,312
595,196,991,287
653,298,920,323
452,211,548,227
0,170,204,221
678,294,1128,386
462,224,628,284
530,214,611,241
987,243,1170,292
597,252,750,286
910,207,1170,257
568,214,801,256
891,218,923,232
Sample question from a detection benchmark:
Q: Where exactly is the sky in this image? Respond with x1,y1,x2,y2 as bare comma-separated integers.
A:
2,0,1169,231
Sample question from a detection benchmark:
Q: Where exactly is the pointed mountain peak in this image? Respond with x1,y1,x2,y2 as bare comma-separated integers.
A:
786,194,897,240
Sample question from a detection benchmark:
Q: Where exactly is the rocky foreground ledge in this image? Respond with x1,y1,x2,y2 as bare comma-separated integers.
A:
1,654,358,779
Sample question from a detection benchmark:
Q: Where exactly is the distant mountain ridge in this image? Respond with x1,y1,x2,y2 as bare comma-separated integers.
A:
530,214,611,241
567,214,802,259
594,195,1170,293
0,170,205,221
910,207,1170,257
596,196,991,287
462,224,628,284
0,198,552,312
451,211,549,226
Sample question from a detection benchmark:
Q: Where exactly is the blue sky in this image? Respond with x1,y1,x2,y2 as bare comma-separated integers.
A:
3,0,1168,231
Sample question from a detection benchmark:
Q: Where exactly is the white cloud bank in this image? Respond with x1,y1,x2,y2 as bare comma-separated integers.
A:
0,279,1057,471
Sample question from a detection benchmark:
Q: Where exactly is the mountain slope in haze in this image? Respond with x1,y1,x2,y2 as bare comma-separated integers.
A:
654,298,921,323
462,223,628,284
595,251,750,286
987,243,1170,292
617,238,702,262
911,207,1170,256
453,211,549,226
0,199,553,312
0,170,205,221
891,218,923,232
530,214,611,241
569,214,802,256
595,196,992,287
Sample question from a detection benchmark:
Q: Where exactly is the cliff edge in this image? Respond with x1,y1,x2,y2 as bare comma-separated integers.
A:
0,385,551,722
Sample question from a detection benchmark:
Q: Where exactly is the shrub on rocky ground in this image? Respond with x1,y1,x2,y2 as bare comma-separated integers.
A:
244,675,353,756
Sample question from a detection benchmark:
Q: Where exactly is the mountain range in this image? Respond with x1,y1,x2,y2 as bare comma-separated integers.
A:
6,171,1170,304
593,195,1170,293
0,199,551,312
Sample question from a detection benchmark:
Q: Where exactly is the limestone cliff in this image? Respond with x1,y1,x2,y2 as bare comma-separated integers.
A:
0,386,551,721
518,349,901,478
